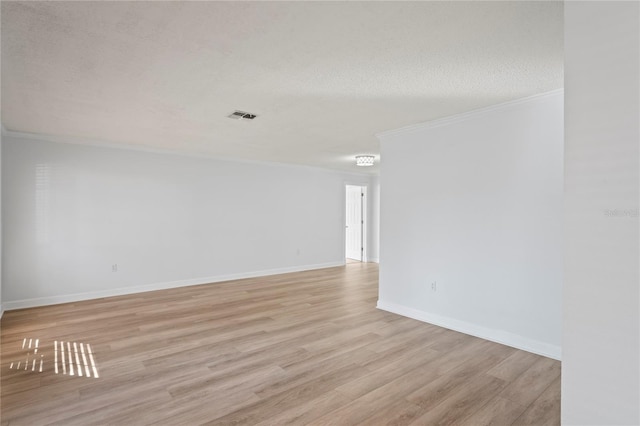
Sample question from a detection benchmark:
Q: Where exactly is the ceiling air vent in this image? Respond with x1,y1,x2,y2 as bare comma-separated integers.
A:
228,110,257,120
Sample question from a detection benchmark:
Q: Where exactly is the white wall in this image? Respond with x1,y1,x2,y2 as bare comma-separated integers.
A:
367,176,380,263
377,90,564,359
2,134,373,308
0,129,3,317
563,2,639,424
369,176,380,263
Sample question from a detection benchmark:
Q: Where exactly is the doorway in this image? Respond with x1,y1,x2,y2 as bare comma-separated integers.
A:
345,184,367,263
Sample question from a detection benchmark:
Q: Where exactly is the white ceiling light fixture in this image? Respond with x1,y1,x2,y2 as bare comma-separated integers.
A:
355,155,375,167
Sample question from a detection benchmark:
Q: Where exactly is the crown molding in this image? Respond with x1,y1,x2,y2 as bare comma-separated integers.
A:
2,129,375,177
376,88,564,140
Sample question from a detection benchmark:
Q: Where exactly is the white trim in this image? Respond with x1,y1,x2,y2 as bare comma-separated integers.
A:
368,257,380,263
376,88,564,139
376,299,561,361
2,262,344,311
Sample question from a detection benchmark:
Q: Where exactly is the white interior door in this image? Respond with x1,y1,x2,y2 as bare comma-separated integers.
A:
345,185,363,261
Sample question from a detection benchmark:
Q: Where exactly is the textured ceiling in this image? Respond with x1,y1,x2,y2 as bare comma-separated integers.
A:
1,1,563,174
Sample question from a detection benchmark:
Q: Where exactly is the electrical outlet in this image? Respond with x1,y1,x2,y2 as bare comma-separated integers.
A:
431,281,437,292
112,264,118,272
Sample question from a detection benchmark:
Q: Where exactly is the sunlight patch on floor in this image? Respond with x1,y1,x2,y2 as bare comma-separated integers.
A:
8,338,99,378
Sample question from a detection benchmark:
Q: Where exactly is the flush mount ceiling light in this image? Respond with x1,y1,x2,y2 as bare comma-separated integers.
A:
355,155,375,167
227,110,257,120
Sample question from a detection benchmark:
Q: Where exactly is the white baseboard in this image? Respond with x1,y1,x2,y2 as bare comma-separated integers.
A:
376,300,561,360
367,257,380,263
2,261,344,311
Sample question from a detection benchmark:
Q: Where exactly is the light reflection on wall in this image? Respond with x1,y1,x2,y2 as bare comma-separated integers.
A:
35,163,51,244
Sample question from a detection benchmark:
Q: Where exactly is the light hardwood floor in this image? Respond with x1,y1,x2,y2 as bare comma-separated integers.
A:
1,263,560,425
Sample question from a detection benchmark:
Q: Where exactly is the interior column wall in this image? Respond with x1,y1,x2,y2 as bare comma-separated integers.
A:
562,2,640,424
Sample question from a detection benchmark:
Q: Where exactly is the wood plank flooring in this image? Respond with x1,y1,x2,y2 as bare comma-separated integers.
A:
1,263,560,425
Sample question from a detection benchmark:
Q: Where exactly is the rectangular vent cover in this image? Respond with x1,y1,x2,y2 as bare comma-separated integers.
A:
228,111,257,120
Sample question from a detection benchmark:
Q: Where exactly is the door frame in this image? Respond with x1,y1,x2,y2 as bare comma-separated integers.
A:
343,183,368,263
